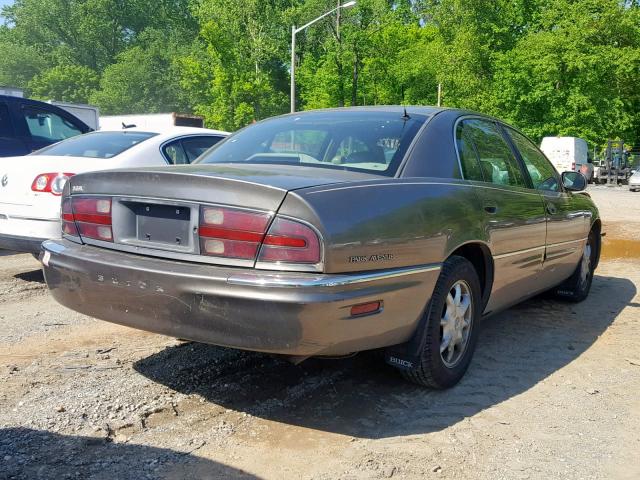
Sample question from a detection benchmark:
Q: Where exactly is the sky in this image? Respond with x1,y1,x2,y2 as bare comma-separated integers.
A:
0,0,13,21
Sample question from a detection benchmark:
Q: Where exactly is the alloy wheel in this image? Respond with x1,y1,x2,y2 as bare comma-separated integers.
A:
440,280,473,368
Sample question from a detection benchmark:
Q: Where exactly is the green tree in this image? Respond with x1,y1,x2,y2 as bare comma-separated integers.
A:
179,0,290,130
28,64,99,103
90,30,190,114
491,0,640,144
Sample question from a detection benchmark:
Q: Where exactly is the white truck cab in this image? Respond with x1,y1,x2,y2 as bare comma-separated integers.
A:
540,136,593,181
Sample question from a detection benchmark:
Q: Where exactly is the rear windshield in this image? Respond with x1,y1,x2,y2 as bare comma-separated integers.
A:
32,131,157,158
196,111,427,176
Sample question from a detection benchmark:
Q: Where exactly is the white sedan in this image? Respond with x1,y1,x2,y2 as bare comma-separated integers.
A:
630,170,640,192
0,127,228,254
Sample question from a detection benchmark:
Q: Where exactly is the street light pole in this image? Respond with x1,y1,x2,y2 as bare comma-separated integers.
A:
291,24,296,114
290,1,356,113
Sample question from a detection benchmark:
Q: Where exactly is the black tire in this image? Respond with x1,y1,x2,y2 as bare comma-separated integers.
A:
401,256,482,389
551,229,598,302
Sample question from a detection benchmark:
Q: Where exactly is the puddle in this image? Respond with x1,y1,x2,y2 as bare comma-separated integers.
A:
601,237,640,261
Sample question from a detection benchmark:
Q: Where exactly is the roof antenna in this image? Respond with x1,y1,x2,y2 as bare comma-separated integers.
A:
402,106,411,120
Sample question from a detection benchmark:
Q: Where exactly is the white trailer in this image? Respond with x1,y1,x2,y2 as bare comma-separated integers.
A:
99,113,205,132
540,136,592,181
0,86,24,97
48,101,100,130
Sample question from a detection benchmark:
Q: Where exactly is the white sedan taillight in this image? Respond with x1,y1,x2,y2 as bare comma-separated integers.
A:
32,173,74,195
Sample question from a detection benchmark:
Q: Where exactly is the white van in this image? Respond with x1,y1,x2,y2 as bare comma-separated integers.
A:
540,136,592,181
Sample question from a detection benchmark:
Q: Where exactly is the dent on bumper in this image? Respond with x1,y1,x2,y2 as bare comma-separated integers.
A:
41,240,441,356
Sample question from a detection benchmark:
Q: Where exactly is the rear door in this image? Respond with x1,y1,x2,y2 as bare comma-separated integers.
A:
504,126,589,287
456,117,547,313
0,101,29,157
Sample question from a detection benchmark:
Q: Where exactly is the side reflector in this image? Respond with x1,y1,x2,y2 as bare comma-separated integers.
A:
350,301,382,317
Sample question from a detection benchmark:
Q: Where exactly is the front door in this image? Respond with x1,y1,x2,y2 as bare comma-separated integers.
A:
504,126,589,287
456,118,547,313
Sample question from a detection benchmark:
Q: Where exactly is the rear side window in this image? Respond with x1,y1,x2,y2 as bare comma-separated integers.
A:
22,106,83,142
460,119,527,188
182,136,224,162
162,136,225,164
455,123,483,181
162,139,189,164
506,127,560,192
33,131,157,158
0,104,14,137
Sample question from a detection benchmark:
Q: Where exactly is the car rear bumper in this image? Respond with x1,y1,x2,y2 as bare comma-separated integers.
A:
0,233,46,254
41,240,441,356
0,203,61,253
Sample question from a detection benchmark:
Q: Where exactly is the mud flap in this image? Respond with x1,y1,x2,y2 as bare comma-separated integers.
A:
383,300,432,371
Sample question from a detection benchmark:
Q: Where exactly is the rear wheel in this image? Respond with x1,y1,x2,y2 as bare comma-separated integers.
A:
551,229,598,302
401,256,482,389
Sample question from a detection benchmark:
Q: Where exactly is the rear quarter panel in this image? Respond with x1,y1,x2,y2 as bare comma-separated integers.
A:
280,178,486,274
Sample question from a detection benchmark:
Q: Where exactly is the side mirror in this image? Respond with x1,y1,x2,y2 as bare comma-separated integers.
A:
562,171,587,192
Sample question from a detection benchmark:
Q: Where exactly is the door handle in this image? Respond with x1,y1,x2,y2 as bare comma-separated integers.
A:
546,204,557,215
483,204,498,214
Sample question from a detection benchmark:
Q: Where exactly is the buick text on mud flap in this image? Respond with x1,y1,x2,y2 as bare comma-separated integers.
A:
349,253,395,264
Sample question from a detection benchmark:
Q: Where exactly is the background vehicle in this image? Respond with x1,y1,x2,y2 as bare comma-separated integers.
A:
41,107,601,389
100,113,205,131
629,169,640,191
593,139,634,185
0,95,91,157
48,101,100,130
0,127,228,253
540,136,592,181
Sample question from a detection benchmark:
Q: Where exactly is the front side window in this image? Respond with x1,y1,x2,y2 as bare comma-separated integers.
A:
196,111,428,175
506,127,560,192
33,131,157,158
22,106,83,142
461,119,527,188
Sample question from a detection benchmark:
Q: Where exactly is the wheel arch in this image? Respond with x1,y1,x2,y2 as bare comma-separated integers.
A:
590,218,602,269
384,240,494,370
447,241,494,310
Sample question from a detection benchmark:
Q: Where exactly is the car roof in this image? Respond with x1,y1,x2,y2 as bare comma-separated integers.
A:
96,126,229,137
279,105,444,117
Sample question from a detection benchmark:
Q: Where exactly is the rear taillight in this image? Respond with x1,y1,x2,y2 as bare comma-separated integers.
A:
61,198,78,237
198,206,321,266
258,217,321,264
32,173,74,195
571,162,576,171
61,196,113,242
199,206,272,260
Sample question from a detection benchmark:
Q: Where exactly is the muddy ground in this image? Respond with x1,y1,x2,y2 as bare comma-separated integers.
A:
1,186,639,480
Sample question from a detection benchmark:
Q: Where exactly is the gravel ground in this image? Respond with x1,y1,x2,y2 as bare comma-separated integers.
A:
1,187,639,480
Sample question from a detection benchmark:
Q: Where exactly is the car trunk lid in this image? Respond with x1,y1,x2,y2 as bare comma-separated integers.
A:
65,164,376,268
0,155,107,207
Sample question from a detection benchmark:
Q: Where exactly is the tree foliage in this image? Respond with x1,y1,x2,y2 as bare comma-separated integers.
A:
0,0,638,144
